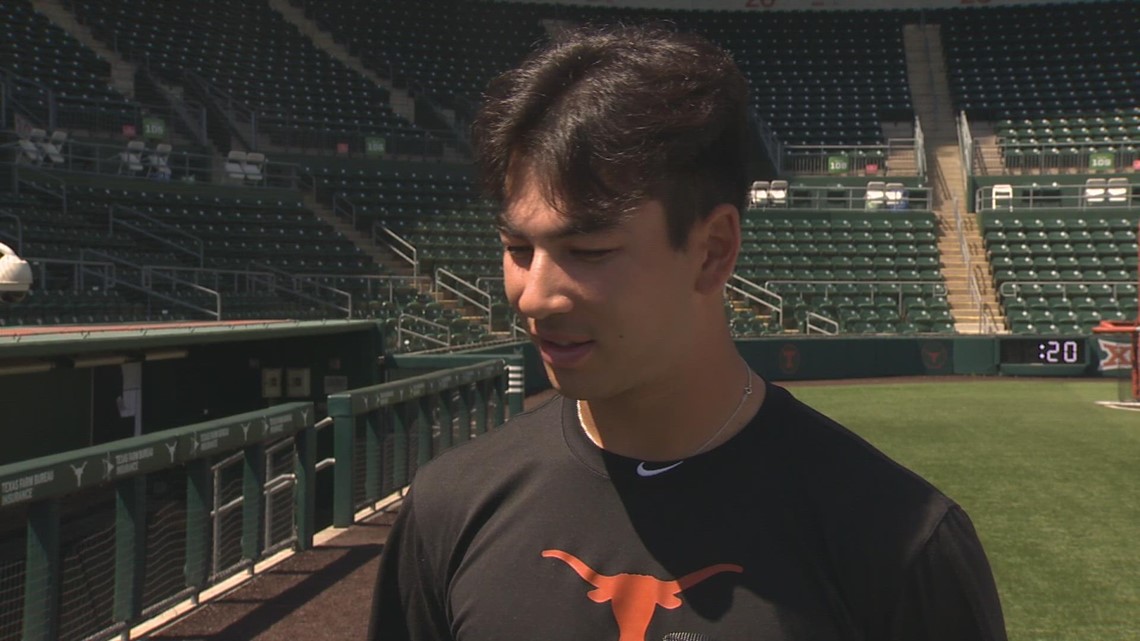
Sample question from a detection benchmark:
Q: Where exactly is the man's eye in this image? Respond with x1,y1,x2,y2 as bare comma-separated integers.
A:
571,248,616,260
574,248,620,261
504,246,532,257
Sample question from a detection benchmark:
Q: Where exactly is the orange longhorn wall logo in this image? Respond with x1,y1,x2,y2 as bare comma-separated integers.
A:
542,549,743,641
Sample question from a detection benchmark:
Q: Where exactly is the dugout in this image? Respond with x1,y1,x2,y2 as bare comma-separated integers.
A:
0,320,383,465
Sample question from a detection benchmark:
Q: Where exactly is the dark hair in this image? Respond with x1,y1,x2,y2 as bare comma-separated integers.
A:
472,23,753,249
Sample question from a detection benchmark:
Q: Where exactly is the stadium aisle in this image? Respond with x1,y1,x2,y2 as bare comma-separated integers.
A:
146,510,398,641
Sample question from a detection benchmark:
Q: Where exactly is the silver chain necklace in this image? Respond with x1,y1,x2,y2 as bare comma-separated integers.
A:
576,364,754,460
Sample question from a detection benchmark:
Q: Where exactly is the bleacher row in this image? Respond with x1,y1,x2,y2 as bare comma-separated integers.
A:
2,1,1139,345
68,0,431,150
1,0,1136,154
940,1,1140,118
984,213,1139,334
736,214,951,335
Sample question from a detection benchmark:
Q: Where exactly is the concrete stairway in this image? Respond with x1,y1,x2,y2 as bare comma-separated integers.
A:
903,23,1004,334
881,121,919,176
970,119,1007,177
300,194,413,275
31,0,136,99
266,0,466,163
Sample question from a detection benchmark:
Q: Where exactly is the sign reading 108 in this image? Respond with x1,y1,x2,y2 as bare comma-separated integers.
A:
1038,340,1080,363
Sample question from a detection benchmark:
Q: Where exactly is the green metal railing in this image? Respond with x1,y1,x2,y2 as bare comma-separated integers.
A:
0,358,513,641
0,403,313,641
327,360,508,527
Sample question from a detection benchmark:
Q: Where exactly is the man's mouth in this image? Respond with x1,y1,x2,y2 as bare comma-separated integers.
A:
536,337,595,367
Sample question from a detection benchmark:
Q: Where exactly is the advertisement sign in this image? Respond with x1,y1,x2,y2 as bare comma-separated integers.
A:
142,117,166,140
1089,152,1115,171
827,154,850,174
365,136,387,157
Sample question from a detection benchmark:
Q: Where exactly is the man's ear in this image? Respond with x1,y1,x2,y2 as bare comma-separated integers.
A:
693,203,741,295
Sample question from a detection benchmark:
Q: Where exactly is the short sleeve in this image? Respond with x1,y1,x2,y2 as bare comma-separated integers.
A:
367,491,454,641
886,506,1008,641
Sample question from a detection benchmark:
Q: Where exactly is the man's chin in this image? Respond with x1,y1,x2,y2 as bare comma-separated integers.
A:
543,367,590,400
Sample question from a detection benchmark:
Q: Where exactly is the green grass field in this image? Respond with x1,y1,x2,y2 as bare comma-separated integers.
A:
786,379,1140,641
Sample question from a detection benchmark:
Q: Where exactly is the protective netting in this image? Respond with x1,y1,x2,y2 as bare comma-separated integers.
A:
141,470,189,615
56,490,116,641
0,537,26,641
406,403,423,483
265,439,297,553
212,461,246,580
380,410,399,497
352,420,368,510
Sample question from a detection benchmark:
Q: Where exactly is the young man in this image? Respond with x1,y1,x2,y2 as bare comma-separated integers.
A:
369,24,1007,641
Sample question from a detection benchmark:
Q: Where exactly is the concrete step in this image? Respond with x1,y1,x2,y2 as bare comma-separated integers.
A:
266,0,466,160
301,194,412,274
905,20,1008,332
32,0,136,99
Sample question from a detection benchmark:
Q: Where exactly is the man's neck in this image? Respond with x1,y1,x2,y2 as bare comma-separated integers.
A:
579,344,764,462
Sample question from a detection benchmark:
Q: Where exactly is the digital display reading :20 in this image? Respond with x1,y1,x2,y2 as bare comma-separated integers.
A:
999,338,1086,365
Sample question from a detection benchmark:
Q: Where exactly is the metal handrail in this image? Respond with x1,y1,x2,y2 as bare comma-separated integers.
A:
435,268,493,332
805,311,840,335
375,223,418,277
333,194,357,228
80,248,220,318
291,273,431,304
140,265,275,295
250,262,353,318
979,302,1001,334
975,183,1137,211
780,137,919,177
955,196,990,330
13,166,68,213
952,197,970,275
396,313,451,351
143,268,222,319
288,275,353,318
473,276,504,293
726,274,783,327
26,256,115,291
110,205,205,267
972,264,1002,334
968,266,987,332
747,183,932,211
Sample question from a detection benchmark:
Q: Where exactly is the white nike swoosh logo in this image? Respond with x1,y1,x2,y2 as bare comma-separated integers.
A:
636,461,684,477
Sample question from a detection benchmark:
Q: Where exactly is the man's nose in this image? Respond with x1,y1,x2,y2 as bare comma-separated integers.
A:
513,251,574,321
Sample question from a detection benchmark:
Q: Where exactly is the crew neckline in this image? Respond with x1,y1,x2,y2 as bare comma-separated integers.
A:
560,382,785,480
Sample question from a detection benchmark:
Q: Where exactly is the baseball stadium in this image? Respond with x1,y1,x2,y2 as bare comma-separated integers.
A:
0,0,1138,639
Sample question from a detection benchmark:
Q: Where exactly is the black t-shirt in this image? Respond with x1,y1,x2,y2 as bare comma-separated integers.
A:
369,383,1007,641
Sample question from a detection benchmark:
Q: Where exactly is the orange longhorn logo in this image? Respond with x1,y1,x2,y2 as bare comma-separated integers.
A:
542,549,743,641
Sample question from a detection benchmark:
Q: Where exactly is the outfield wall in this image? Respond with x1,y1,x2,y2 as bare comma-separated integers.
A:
462,335,1118,396
1,328,1122,463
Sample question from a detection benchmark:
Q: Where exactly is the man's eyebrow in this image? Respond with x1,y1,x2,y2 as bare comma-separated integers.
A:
496,217,620,240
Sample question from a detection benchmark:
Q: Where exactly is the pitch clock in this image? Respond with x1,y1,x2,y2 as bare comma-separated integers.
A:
998,338,1087,365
